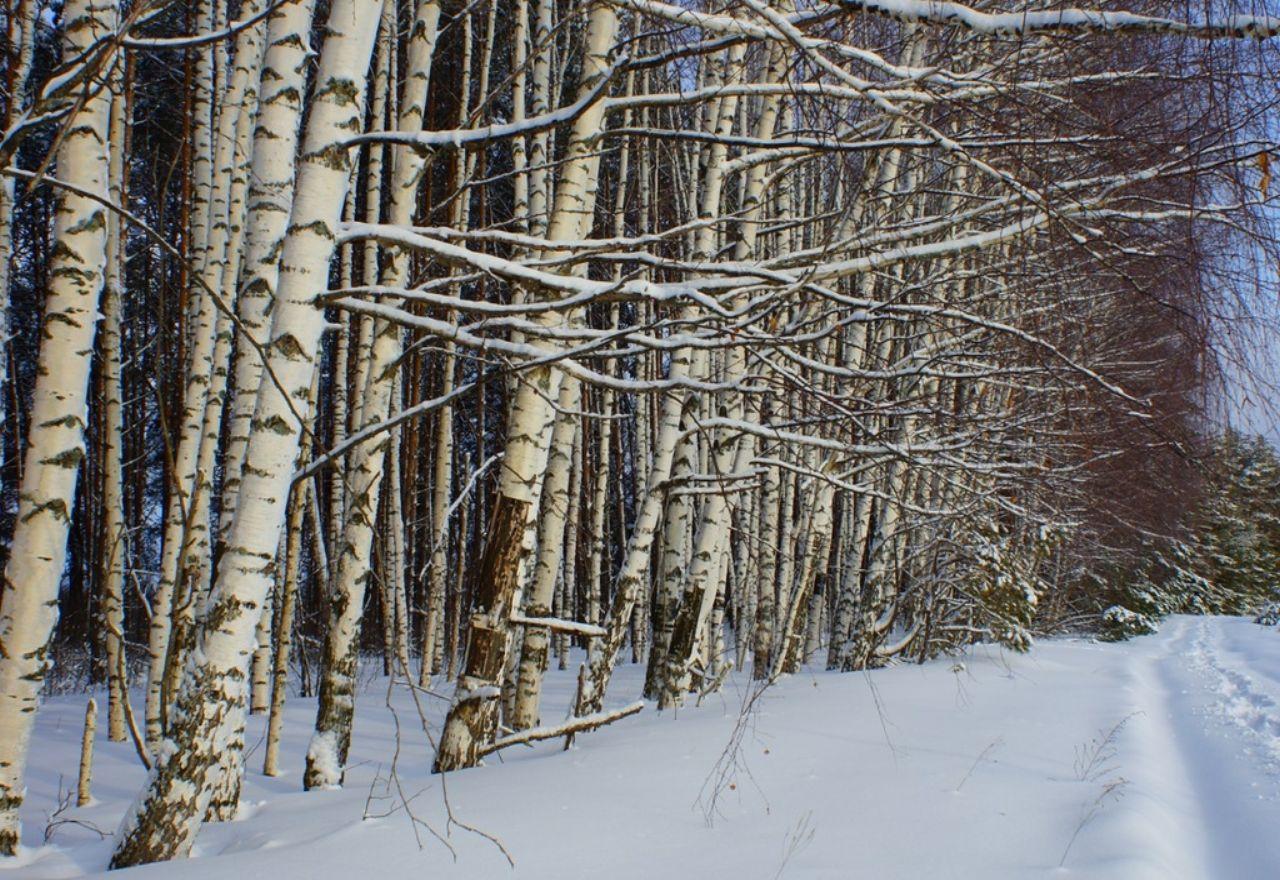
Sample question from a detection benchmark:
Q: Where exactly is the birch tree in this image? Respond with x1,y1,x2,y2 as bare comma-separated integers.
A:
111,0,382,862
0,0,119,852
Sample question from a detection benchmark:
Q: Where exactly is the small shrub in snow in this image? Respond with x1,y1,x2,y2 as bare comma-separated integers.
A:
1254,603,1280,626
1098,606,1158,642
965,521,1063,653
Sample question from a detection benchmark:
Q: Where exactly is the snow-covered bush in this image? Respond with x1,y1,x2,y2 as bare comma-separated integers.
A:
1181,432,1280,614
964,521,1063,653
1159,545,1235,615
1075,433,1280,636
1098,605,1159,641
1254,603,1280,626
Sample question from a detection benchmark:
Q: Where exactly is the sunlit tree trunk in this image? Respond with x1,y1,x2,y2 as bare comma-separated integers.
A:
511,377,581,728
303,0,442,790
220,0,319,541
0,0,118,852
434,0,620,772
263,374,319,778
111,0,382,862
100,67,130,744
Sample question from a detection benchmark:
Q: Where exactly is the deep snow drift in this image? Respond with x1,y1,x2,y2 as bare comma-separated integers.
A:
5,615,1280,879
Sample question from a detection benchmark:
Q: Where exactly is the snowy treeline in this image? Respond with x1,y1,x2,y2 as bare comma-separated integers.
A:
0,0,1277,866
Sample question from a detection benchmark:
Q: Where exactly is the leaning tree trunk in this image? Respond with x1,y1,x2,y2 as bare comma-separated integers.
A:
154,0,271,756
225,0,319,727
581,43,748,715
110,0,381,865
434,0,620,773
302,0,442,791
188,4,274,824
0,0,118,853
219,0,319,542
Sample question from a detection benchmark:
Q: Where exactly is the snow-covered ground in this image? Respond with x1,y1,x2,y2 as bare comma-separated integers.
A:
5,614,1280,879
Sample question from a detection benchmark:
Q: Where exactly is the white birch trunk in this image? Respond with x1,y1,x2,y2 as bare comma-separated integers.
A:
77,699,96,807
0,0,117,852
434,0,620,772
111,0,381,863
100,70,130,744
220,0,319,540
511,377,581,728
303,0,442,789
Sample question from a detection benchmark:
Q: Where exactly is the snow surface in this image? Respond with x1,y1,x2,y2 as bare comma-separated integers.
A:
6,615,1280,878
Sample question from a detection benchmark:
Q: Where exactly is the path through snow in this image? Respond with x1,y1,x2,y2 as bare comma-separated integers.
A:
4,615,1280,879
